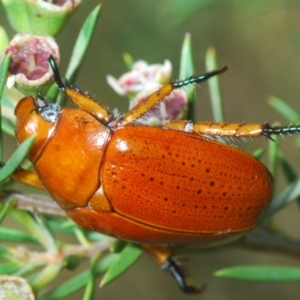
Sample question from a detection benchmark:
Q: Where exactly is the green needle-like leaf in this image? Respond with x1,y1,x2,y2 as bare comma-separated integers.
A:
205,47,225,122
252,148,265,159
83,252,101,300
0,227,38,243
268,96,300,122
100,243,142,287
29,263,61,292
268,133,279,179
267,176,300,216
1,119,15,137
57,5,102,107
0,54,10,100
0,54,11,160
0,262,24,275
277,151,300,207
39,253,116,300
215,265,300,281
0,198,16,225
123,53,135,70
8,209,58,254
0,135,36,183
0,26,9,51
66,4,101,81
179,33,195,121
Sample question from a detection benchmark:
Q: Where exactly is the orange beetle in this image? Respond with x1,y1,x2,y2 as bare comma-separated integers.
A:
12,57,299,293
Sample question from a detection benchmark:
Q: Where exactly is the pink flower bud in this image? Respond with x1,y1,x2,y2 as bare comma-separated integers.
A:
2,33,59,95
107,60,188,123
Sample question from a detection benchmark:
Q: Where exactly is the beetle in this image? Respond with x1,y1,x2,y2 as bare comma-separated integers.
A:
11,56,300,293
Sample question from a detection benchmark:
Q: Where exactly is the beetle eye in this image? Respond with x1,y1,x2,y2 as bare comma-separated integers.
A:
40,103,61,122
34,95,61,122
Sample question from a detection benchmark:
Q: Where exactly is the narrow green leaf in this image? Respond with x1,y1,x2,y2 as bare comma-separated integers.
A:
252,148,265,159
278,151,298,182
57,5,101,107
66,5,101,80
39,253,116,300
267,177,300,216
179,33,195,81
268,133,279,179
8,209,58,253
0,54,10,99
14,261,45,277
0,262,24,275
215,265,300,281
86,231,111,242
205,47,225,122
100,243,142,287
268,96,300,123
0,26,9,51
277,151,300,207
0,198,16,225
0,54,11,160
83,252,101,300
0,227,38,243
29,263,61,292
1,119,15,136
31,208,58,252
45,83,59,103
74,227,91,247
123,53,135,70
179,33,195,121
0,135,36,183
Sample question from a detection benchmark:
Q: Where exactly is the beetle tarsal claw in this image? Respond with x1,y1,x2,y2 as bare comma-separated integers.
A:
161,257,206,294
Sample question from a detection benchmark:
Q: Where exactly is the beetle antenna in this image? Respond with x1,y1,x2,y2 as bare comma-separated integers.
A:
173,65,227,89
48,56,66,91
262,122,300,137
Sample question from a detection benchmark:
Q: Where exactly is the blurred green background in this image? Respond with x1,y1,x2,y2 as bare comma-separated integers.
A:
2,0,300,299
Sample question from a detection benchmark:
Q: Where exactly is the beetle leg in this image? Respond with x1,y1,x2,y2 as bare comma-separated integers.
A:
122,66,227,125
48,56,113,123
62,87,113,123
10,169,44,190
164,120,300,138
142,245,205,294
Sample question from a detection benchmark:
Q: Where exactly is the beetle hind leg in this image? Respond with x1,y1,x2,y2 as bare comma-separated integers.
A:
161,257,206,294
142,245,205,294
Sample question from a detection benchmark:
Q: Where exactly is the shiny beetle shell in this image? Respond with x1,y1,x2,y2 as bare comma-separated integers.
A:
15,95,272,247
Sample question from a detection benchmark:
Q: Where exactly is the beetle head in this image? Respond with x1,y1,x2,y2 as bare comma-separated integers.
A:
15,95,60,162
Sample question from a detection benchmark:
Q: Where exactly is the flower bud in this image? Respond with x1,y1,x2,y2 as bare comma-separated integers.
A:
2,0,81,36
1,33,60,95
107,60,188,124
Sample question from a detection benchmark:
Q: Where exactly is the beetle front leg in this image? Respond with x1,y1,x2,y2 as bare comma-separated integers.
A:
142,245,205,294
10,169,44,190
48,56,113,123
